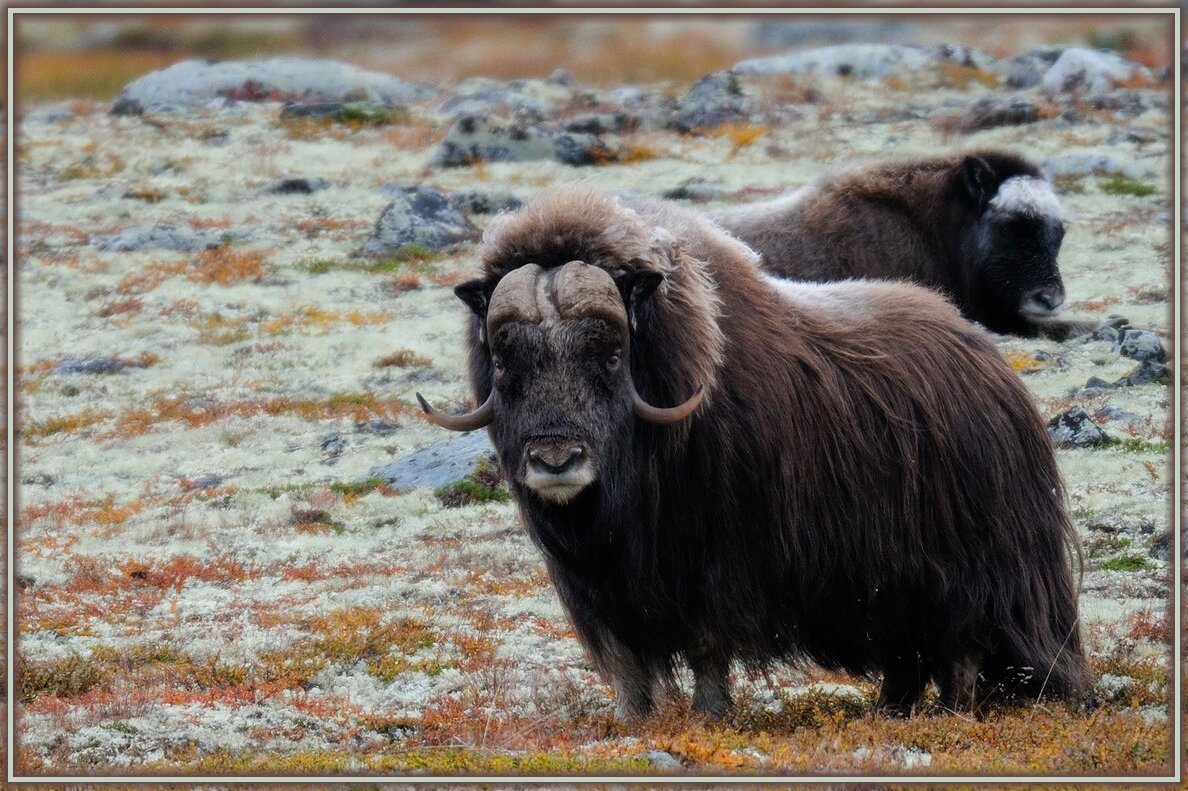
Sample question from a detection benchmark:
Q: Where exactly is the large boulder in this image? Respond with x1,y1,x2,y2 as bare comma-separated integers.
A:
1040,48,1151,93
111,58,434,114
733,43,994,81
361,186,478,258
430,115,611,168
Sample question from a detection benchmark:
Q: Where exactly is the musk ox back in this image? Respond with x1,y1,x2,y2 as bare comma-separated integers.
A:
712,150,1092,340
418,185,1089,722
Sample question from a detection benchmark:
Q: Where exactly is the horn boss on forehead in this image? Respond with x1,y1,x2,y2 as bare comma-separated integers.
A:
486,263,544,333
487,261,629,334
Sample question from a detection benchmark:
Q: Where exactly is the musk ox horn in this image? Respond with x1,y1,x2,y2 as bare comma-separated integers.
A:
630,380,704,424
415,389,495,432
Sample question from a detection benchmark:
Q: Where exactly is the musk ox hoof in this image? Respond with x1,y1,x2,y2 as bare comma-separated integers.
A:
690,693,733,719
614,700,655,725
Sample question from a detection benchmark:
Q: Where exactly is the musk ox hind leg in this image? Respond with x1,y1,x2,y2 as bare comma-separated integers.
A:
875,657,928,718
688,649,734,718
938,656,983,715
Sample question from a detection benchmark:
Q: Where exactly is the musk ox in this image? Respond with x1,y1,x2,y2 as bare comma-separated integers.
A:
711,150,1093,340
417,186,1089,721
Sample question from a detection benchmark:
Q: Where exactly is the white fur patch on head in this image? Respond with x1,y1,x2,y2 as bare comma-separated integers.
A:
988,176,1062,221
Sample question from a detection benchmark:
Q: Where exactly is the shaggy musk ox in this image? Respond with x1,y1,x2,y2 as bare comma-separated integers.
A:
712,150,1093,340
417,186,1090,721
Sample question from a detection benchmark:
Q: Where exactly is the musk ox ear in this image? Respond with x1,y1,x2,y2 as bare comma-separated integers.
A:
961,155,997,210
618,270,664,333
455,277,496,344
455,278,494,318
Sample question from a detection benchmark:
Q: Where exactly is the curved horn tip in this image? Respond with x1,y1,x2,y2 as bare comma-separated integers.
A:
416,390,496,432
634,386,704,425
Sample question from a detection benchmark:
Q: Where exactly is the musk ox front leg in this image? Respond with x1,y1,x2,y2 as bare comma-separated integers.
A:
875,657,927,718
602,640,658,723
688,648,733,718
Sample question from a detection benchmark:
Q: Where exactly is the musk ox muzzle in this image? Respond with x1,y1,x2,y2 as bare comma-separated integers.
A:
416,261,704,433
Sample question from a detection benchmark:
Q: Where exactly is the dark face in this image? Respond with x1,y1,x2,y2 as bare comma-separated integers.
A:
966,175,1067,330
488,316,634,504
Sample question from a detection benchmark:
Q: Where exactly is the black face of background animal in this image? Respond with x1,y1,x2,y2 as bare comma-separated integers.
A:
959,156,1068,336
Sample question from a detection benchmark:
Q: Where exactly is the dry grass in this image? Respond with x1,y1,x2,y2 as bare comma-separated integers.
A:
189,246,265,286
375,348,432,368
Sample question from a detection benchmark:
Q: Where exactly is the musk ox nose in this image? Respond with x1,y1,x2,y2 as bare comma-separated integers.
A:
1020,285,1065,317
523,440,596,503
529,446,584,475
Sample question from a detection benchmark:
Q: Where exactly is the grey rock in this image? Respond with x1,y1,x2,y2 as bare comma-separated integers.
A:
437,89,555,122
355,418,400,435
361,186,478,258
749,19,912,49
265,176,329,195
111,57,434,114
733,42,992,82
93,223,229,253
1089,325,1121,344
991,46,1065,89
921,43,997,71
446,190,523,216
1118,359,1169,387
370,431,495,491
53,356,126,375
1082,376,1116,391
602,85,653,107
1047,406,1109,448
641,750,683,770
184,474,224,490
60,384,81,397
1148,530,1171,561
1041,48,1151,94
1042,153,1144,180
662,179,729,202
321,432,346,466
552,132,613,166
944,94,1038,134
25,102,79,124
546,68,572,86
667,71,753,132
1095,404,1141,427
431,114,611,168
564,112,638,135
1113,329,1166,363
735,43,933,79
279,100,346,118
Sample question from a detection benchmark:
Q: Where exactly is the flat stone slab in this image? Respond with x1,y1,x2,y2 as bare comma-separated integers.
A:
111,57,435,114
370,431,496,491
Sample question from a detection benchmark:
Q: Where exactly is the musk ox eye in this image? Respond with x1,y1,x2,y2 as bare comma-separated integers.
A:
606,351,622,371
492,356,505,375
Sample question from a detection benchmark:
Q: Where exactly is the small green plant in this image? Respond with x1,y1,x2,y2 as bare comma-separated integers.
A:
1098,553,1153,572
435,456,509,507
1098,174,1157,197
330,477,389,498
1105,437,1170,455
1052,174,1087,195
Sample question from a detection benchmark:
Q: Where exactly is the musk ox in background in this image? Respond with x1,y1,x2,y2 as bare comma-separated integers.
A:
711,150,1094,340
418,186,1090,722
